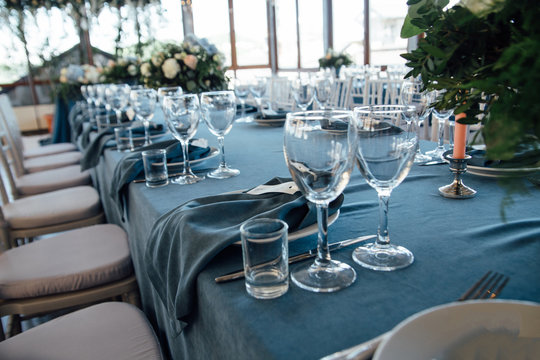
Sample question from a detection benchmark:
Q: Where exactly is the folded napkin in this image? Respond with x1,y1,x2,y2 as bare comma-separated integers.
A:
80,124,165,170
109,139,211,217
236,104,258,114
144,177,344,330
468,145,540,168
257,109,289,120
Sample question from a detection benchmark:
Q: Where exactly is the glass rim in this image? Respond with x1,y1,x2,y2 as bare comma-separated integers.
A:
286,109,353,120
240,218,289,238
199,90,234,96
353,105,416,114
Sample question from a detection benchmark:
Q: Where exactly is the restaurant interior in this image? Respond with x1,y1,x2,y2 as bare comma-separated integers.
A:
0,0,538,359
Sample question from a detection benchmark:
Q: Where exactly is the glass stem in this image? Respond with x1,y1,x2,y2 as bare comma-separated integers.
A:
144,120,150,146
218,136,227,167
376,192,391,247
315,203,331,265
181,140,191,175
240,100,246,117
437,117,445,150
115,110,122,124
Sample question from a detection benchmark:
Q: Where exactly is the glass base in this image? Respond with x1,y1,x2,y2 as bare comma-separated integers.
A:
291,259,356,293
171,173,204,185
425,146,446,160
352,243,414,271
235,115,254,123
207,164,240,179
413,151,432,163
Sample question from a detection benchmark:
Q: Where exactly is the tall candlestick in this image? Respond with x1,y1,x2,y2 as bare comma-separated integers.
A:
453,113,467,159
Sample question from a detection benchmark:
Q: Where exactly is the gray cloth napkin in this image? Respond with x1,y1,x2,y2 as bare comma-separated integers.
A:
80,129,115,170
144,177,344,331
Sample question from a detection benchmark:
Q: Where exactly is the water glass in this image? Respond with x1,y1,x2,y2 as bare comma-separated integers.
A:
114,127,133,152
142,149,168,188
241,218,289,300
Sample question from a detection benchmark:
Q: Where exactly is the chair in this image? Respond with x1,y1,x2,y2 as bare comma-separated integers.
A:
0,224,140,340
0,95,81,176
0,133,91,198
327,77,353,110
0,169,104,248
0,302,163,359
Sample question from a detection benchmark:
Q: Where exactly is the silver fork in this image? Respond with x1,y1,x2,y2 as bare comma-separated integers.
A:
321,271,510,360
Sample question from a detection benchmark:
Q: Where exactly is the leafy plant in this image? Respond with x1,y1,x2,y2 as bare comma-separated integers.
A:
318,48,353,71
400,0,540,161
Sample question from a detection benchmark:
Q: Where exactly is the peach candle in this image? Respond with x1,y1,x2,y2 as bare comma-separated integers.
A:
453,113,467,159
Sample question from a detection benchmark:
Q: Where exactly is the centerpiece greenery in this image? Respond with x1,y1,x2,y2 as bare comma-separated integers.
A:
100,58,141,84
400,0,540,162
139,35,228,94
55,63,100,100
318,48,353,76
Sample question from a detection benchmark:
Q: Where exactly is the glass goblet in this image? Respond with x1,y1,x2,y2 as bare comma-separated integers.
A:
81,85,94,119
106,84,131,123
313,73,334,110
130,88,157,147
200,91,239,179
426,90,454,160
291,74,315,111
249,77,267,114
284,110,358,292
157,86,183,111
232,77,252,123
163,94,204,185
400,80,434,163
352,105,418,271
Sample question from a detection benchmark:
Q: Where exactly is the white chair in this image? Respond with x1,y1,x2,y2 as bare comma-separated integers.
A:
0,302,163,359
0,95,81,176
0,131,91,198
327,77,353,110
0,225,139,340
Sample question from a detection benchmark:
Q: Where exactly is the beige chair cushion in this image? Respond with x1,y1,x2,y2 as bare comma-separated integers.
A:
24,151,82,173
23,142,77,159
0,302,163,360
2,186,101,230
0,224,133,299
15,165,91,196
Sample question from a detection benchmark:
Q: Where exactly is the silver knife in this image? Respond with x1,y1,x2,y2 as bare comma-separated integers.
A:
215,234,376,283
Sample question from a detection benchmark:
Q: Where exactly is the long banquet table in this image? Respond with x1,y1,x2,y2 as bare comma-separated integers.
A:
89,115,540,359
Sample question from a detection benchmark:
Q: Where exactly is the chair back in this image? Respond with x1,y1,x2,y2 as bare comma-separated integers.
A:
327,78,352,110
0,95,25,177
0,132,17,203
268,76,294,111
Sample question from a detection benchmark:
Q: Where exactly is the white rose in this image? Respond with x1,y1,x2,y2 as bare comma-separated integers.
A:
127,65,137,76
460,0,505,17
183,54,198,70
161,58,181,79
119,58,128,66
85,66,100,83
140,63,152,77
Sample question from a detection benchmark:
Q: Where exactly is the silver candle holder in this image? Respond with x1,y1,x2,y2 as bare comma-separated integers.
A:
439,152,477,199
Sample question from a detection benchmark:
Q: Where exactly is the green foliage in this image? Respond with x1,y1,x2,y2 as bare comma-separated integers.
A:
400,0,540,161
100,58,141,84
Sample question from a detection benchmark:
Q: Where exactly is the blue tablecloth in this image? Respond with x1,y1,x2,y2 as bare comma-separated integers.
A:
88,113,540,359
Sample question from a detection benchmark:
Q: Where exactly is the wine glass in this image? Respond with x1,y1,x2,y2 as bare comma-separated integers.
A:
163,94,204,185
157,86,183,111
400,80,434,163
313,72,334,110
291,73,315,111
231,77,252,123
80,85,94,118
200,91,239,179
426,89,454,160
249,77,267,114
351,105,418,271
129,88,157,146
106,84,131,123
283,110,358,292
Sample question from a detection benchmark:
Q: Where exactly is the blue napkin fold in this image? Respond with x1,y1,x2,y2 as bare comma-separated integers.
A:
80,124,165,170
109,139,211,218
144,177,344,331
